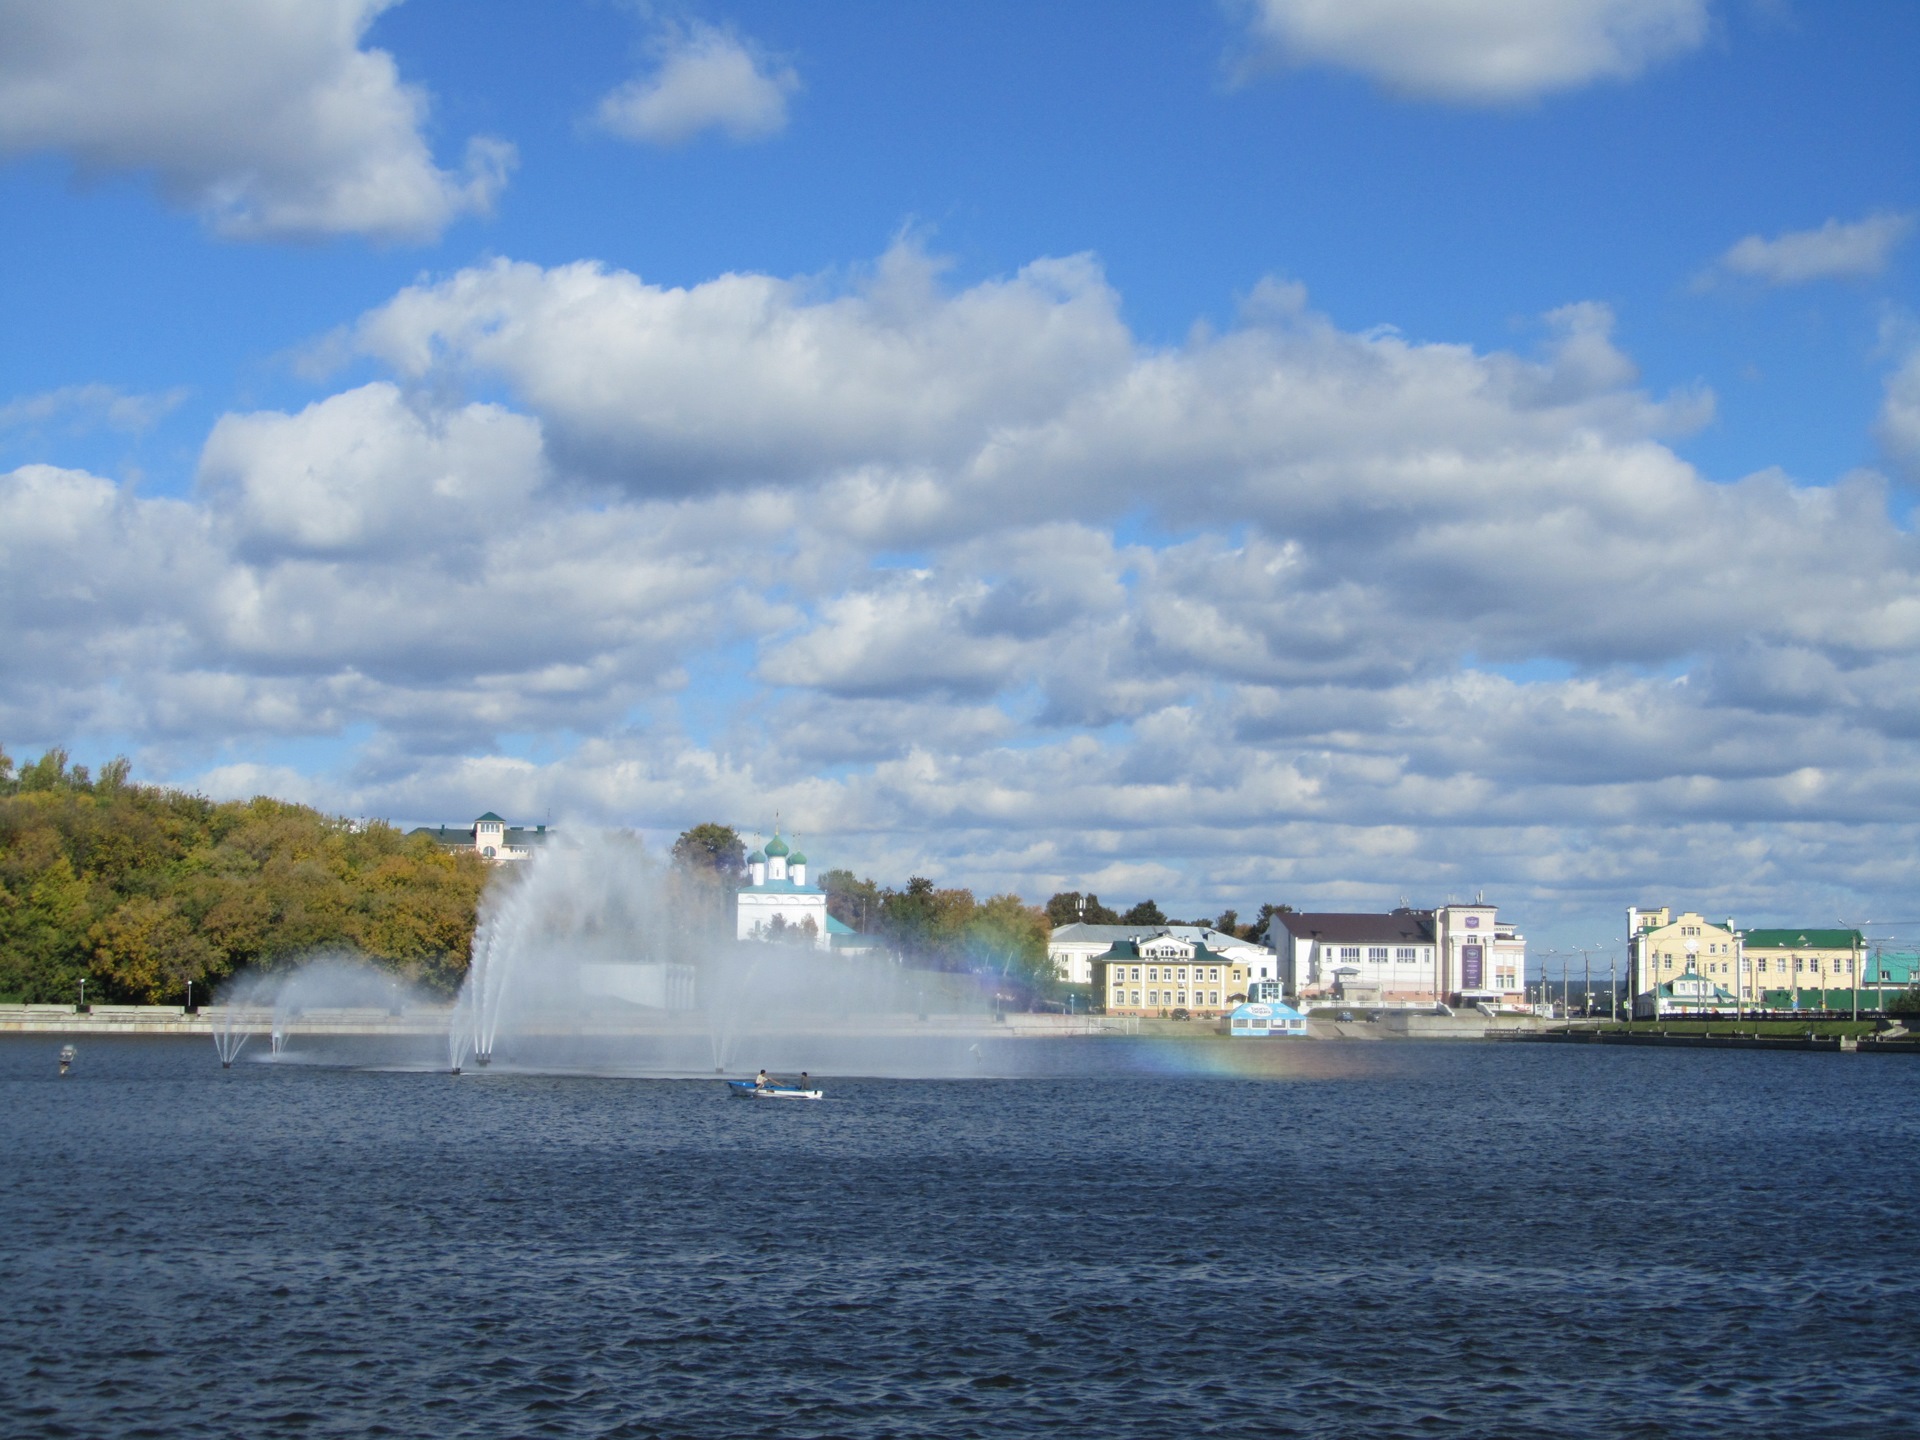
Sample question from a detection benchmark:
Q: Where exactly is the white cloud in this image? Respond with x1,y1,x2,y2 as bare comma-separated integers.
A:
1711,212,1915,286
595,23,798,146
351,242,1134,492
1881,349,1920,475
0,382,188,433
0,0,512,241
1241,0,1711,103
198,383,545,557
14,243,1920,937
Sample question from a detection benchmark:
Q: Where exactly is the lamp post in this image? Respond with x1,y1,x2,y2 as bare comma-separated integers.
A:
78,977,87,1012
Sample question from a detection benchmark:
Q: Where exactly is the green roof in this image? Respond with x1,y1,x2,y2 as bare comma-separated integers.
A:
474,811,506,823
1741,928,1863,950
764,833,790,858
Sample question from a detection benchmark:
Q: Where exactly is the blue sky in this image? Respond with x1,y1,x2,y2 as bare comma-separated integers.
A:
3,1,1919,953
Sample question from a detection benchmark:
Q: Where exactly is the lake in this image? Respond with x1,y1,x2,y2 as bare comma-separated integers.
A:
2,1035,1916,1438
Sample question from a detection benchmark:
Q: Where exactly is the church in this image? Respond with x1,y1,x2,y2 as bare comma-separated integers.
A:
735,831,862,950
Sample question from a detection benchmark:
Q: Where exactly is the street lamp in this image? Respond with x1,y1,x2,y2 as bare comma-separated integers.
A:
78,977,87,1011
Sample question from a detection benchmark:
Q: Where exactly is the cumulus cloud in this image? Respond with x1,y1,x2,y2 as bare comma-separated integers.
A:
0,0,513,241
351,242,1134,491
1708,212,1915,286
1240,0,1711,104
595,22,798,146
12,242,1920,933
1881,349,1920,476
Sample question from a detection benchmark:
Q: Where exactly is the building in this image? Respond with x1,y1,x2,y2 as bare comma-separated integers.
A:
1097,940,1251,1017
1048,923,1275,988
1628,907,1741,1018
1229,1000,1308,1037
1742,928,1866,1009
1267,905,1527,1008
734,832,865,951
410,812,554,863
1628,909,1881,1016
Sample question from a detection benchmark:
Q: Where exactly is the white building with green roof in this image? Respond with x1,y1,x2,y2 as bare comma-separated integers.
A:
735,831,863,950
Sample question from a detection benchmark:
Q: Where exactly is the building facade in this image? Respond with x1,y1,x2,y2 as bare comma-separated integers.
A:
409,812,554,863
1267,905,1527,1008
1097,940,1251,1017
1628,908,1873,1015
1743,928,1867,1008
1048,923,1275,988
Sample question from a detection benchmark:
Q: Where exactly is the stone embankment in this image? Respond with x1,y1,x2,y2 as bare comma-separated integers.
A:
0,1005,1137,1039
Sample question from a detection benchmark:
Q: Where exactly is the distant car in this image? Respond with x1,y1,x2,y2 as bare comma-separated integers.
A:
1337,1010,1354,1022
1170,1007,1190,1021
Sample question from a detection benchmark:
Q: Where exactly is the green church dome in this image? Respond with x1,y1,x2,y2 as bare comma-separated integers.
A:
764,834,790,858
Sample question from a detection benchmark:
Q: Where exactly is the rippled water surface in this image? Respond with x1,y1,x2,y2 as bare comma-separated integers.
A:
3,1036,1917,1439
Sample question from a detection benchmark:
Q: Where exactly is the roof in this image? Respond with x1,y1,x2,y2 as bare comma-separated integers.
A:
764,834,790,858
1741,928,1864,950
474,812,506,823
1273,911,1435,945
825,915,855,934
1050,923,1265,950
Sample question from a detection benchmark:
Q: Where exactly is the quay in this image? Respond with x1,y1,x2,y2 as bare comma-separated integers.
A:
1495,1024,1917,1054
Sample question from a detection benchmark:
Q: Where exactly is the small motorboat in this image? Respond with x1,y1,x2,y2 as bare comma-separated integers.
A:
726,1079,823,1100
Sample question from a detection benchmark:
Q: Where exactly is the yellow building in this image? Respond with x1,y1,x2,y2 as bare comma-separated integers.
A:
1628,907,1742,1018
1741,928,1866,1007
1630,906,1873,1015
1097,939,1249,1017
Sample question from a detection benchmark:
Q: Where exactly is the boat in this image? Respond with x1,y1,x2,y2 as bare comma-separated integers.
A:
726,1079,823,1100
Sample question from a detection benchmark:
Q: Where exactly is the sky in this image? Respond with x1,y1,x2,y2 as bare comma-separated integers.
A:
3,0,1919,957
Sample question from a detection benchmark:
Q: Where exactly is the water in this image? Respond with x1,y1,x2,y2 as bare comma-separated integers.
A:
3,1037,1917,1438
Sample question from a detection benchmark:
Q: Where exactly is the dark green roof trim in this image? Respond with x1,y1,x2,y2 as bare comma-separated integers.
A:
1741,928,1864,950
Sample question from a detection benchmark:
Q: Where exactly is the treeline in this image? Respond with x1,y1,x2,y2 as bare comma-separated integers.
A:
0,748,488,1005
668,824,1056,997
1039,890,1291,942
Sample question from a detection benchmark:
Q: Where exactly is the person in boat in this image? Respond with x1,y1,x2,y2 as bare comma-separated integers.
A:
799,1072,810,1093
755,1068,771,1090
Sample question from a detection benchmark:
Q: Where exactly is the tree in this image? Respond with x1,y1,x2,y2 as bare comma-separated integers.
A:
1045,891,1119,927
822,868,880,931
671,823,746,882
1122,898,1167,926
1251,902,1293,942
1214,909,1239,937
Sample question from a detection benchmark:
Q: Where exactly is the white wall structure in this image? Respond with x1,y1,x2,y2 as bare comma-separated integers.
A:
736,832,832,949
1268,905,1527,1008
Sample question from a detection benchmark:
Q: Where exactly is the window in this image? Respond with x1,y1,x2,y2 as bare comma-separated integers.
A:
1131,992,1140,1006
1148,967,1159,981
1148,990,1159,1005
1177,991,1188,1005
1368,947,1388,963
1131,968,1141,981
1396,948,1416,962
1341,946,1360,961
1178,968,1188,982
1208,991,1219,1005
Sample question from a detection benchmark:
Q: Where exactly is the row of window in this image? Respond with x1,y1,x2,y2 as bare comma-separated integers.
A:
1326,946,1429,963
1661,956,1855,974
1111,966,1226,984
1118,991,1224,1008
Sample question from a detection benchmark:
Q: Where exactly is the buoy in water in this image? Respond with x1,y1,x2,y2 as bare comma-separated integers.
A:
58,1044,76,1075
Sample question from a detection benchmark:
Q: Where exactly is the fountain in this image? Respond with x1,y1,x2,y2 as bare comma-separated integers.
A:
441,829,1002,1078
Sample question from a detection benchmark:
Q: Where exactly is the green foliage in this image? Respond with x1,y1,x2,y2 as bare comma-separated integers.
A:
1045,890,1119,926
1122,898,1167,926
671,823,746,881
0,750,489,1003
